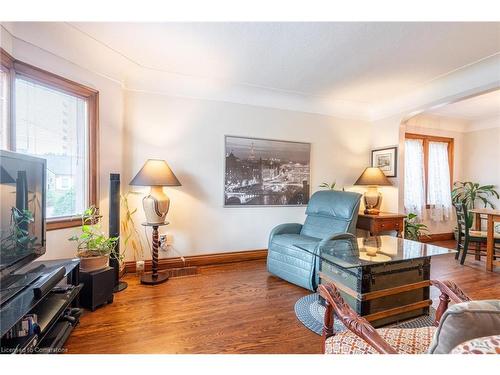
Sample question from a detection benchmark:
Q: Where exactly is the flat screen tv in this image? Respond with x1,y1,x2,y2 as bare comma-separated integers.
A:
0,150,46,279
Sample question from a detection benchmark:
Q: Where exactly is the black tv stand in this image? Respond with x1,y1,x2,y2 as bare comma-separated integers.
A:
0,259,82,354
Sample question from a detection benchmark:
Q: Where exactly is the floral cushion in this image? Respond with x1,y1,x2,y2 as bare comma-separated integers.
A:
325,326,437,354
451,335,500,354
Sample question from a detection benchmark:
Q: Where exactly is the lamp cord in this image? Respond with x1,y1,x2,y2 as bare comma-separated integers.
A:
143,226,185,264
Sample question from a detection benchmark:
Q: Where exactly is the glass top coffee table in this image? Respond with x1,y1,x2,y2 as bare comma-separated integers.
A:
295,235,455,327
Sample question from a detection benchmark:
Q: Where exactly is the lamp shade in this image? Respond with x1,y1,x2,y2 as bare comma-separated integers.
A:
354,167,392,186
129,159,181,187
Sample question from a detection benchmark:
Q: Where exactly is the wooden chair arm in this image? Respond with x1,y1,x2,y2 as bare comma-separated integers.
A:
431,280,471,326
431,280,471,303
318,283,397,354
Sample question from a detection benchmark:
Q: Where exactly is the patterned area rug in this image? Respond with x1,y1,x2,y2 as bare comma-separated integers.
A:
295,293,436,335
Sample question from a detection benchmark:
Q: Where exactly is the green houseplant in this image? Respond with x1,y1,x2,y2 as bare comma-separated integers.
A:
404,213,430,241
69,206,119,272
451,181,499,210
0,207,38,255
451,181,499,231
319,182,344,191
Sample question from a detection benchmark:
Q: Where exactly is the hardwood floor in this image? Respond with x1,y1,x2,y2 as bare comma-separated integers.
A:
65,241,500,354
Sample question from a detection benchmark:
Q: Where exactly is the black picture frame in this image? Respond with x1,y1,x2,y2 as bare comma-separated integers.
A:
371,146,397,178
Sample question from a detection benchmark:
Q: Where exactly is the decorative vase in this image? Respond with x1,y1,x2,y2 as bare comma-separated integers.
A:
79,255,109,272
142,186,170,224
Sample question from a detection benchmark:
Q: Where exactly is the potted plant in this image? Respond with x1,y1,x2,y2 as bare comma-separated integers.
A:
404,213,430,241
69,206,119,272
451,181,499,210
319,181,345,191
121,191,146,272
451,181,499,238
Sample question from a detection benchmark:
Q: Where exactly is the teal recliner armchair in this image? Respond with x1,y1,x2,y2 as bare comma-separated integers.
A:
267,190,362,291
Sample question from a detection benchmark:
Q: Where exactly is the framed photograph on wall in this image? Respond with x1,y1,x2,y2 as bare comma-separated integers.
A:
371,146,397,177
224,136,311,206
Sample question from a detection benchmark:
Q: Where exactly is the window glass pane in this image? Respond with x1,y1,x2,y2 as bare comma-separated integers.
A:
14,77,88,218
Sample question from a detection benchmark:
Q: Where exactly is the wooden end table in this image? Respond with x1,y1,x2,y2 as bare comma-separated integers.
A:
356,212,406,237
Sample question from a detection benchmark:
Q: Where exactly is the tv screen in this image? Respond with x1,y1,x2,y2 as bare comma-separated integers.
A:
0,150,46,278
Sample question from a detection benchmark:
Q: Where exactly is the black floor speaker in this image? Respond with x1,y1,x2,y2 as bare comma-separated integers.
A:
109,173,127,293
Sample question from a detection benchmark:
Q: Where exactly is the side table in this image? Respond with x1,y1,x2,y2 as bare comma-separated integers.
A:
356,212,406,237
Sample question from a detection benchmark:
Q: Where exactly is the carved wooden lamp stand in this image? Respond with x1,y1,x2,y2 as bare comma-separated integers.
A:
141,222,170,285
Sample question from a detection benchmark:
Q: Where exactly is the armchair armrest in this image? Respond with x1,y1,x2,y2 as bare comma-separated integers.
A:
318,283,397,354
269,223,303,238
431,280,472,326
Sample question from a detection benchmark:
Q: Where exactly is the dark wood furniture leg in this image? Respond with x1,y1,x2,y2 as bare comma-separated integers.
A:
141,225,169,285
322,300,334,353
475,213,482,261
430,280,471,325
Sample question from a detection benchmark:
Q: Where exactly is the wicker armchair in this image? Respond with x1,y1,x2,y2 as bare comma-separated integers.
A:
319,280,472,354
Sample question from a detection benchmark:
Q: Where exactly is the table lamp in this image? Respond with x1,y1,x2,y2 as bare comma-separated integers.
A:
354,167,391,215
129,159,181,224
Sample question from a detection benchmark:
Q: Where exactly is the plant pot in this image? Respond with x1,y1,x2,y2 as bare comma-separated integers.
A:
79,255,109,272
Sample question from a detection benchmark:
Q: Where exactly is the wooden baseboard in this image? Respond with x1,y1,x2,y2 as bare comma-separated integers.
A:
419,232,455,243
124,249,268,273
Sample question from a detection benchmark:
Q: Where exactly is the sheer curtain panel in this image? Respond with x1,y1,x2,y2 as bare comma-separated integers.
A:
404,139,426,217
427,141,452,221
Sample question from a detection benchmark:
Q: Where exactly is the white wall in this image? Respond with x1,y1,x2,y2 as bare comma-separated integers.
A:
369,115,402,213
123,90,371,260
2,33,125,261
462,119,500,210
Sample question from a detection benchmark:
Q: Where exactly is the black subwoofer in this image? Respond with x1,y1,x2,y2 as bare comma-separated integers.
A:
109,173,127,292
79,267,115,311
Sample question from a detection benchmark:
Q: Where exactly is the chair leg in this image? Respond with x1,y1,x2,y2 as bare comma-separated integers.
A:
475,242,481,261
455,233,461,260
460,238,469,265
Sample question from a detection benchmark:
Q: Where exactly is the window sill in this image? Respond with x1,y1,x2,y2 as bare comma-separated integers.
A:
47,217,82,231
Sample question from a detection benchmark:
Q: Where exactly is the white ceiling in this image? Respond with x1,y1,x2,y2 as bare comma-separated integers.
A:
70,22,500,104
2,22,500,120
427,89,500,121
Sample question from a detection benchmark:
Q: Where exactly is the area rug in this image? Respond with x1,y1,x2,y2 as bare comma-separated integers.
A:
295,293,436,335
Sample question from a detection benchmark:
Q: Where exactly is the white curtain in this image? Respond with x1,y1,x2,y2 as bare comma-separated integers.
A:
427,141,452,221
404,139,426,217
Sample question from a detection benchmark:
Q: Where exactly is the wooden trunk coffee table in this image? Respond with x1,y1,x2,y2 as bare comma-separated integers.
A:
295,236,455,327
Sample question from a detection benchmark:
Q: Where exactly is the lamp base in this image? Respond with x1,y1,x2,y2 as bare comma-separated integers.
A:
363,186,382,215
364,208,381,215
140,271,169,285
143,186,170,224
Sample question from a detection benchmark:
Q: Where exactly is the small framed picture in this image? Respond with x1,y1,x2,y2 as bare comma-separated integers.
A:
371,147,397,177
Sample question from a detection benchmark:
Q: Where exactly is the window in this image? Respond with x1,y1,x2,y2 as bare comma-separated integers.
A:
0,48,98,230
404,133,454,221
